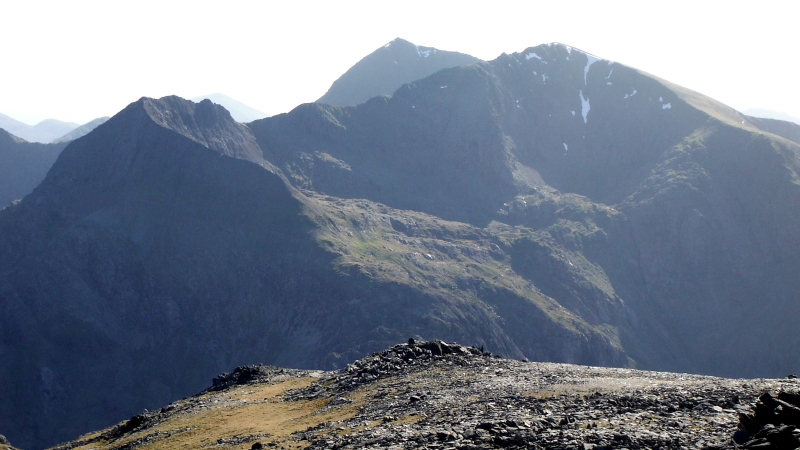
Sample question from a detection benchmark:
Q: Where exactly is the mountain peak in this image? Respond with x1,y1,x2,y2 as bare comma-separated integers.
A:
121,95,263,163
317,38,482,106
190,93,269,123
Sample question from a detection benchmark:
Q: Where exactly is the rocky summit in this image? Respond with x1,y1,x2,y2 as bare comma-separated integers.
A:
49,340,797,450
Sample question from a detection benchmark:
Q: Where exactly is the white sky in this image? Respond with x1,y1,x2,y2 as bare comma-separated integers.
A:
1,0,797,125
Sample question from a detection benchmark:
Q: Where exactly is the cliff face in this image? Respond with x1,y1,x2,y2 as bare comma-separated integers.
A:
2,43,800,449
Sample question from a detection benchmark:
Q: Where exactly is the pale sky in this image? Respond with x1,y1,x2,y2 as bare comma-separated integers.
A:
2,0,798,125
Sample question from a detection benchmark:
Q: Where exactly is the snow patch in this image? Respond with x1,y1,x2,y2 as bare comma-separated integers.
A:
624,88,637,99
662,103,672,109
563,143,569,152
566,46,573,53
605,68,614,80
416,46,434,58
580,90,590,123
526,52,542,60
571,111,576,116
583,53,601,84
659,96,663,102
607,82,612,86
542,74,547,82
440,85,447,89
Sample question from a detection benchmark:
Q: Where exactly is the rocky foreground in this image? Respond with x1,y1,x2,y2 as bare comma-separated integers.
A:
48,340,797,450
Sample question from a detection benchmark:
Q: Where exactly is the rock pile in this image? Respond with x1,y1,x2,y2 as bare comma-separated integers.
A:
0,434,19,450
210,365,303,391
735,390,800,448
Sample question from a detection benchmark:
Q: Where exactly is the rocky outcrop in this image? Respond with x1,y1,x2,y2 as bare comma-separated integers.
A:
735,390,800,448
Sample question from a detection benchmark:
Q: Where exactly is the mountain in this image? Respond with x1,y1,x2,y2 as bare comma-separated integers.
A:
0,113,32,138
0,94,627,449
744,107,800,125
317,37,482,106
2,42,800,449
0,115,80,143
52,117,110,143
0,117,116,208
0,129,68,207
743,114,800,146
45,340,783,450
190,93,269,122
253,42,800,378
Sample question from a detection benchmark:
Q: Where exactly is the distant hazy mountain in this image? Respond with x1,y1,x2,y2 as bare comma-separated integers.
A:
190,93,269,123
52,117,110,143
0,113,32,139
744,107,800,125
0,114,80,143
317,37,482,106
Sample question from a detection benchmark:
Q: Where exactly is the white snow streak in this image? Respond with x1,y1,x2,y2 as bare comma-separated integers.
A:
416,46,434,58
662,103,672,109
583,53,601,84
526,52,542,60
659,96,663,102
563,143,569,152
624,89,637,99
571,111,576,116
580,90,590,123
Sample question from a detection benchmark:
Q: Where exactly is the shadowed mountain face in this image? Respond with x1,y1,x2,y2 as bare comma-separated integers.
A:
317,37,482,106
1,43,800,449
253,43,800,378
0,129,68,207
0,94,628,449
